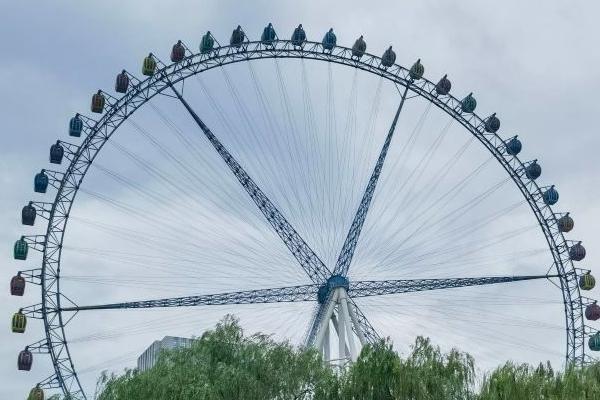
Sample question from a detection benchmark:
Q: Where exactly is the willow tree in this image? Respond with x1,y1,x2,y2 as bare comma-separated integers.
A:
335,337,475,400
478,361,600,400
85,316,600,400
96,315,336,400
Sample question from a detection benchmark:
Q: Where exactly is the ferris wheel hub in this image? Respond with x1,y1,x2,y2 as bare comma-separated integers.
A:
317,275,349,304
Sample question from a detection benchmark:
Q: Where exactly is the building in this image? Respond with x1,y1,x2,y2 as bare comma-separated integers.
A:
137,336,195,372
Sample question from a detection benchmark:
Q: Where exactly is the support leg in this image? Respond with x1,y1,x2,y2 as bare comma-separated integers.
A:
340,295,358,361
347,299,367,346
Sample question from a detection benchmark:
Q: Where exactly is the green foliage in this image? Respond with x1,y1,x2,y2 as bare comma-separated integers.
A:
96,315,335,400
84,316,600,400
330,337,475,400
478,361,600,400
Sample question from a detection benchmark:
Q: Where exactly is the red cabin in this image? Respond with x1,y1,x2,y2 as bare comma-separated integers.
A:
11,274,26,296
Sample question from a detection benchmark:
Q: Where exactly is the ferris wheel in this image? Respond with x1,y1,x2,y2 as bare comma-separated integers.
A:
10,23,600,399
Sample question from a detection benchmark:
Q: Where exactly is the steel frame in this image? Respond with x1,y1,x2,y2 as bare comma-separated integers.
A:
18,37,589,398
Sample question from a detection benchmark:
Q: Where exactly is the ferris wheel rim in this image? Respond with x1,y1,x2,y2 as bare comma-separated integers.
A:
24,37,585,398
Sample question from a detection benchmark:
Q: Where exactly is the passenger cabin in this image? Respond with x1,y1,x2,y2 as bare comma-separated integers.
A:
505,137,522,156
291,24,306,47
589,333,600,351
542,186,559,205
580,273,595,291
12,311,26,334
230,26,245,48
69,114,83,137
525,160,542,180
461,93,477,113
435,75,451,95
586,303,600,321
115,70,129,93
34,170,49,193
14,237,28,260
22,204,36,226
322,28,336,51
18,348,32,371
142,53,156,76
484,113,501,133
10,274,26,296
49,142,64,164
200,31,215,54
261,23,277,44
351,36,366,59
557,213,574,233
569,242,586,261
171,40,185,62
381,46,396,68
409,59,424,80
28,386,44,400
91,90,105,113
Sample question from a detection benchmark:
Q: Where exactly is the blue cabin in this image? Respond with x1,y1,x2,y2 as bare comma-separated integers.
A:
322,28,336,51
261,23,277,44
34,170,49,193
461,93,477,113
505,137,522,156
69,114,83,137
525,160,542,180
542,186,559,205
50,142,64,164
21,204,36,226
291,24,306,46
484,113,501,133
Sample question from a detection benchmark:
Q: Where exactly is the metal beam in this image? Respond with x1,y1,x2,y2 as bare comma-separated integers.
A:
333,85,410,277
169,84,331,284
349,274,559,298
60,284,319,312
347,297,381,344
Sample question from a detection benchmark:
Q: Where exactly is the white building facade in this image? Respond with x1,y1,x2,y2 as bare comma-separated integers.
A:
137,336,195,372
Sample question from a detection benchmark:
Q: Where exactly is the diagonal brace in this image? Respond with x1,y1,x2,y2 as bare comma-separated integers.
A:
60,283,320,312
170,84,331,283
333,85,410,277
349,274,559,298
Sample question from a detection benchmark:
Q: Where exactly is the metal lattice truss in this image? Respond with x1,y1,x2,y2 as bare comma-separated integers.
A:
15,35,592,398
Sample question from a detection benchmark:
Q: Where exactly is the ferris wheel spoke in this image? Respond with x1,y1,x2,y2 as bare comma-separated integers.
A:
348,274,559,298
60,283,320,312
347,297,381,344
333,85,410,278
169,84,331,283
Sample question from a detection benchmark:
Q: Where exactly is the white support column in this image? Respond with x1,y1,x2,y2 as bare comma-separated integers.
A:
315,288,364,366
323,322,330,362
347,299,367,346
337,300,347,365
331,314,351,358
314,290,339,351
339,293,358,361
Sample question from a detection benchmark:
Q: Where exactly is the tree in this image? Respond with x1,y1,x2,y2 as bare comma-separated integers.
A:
96,315,335,400
336,337,475,400
45,316,600,399
478,361,600,400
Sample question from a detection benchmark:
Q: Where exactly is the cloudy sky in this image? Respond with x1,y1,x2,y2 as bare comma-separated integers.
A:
1,1,599,398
